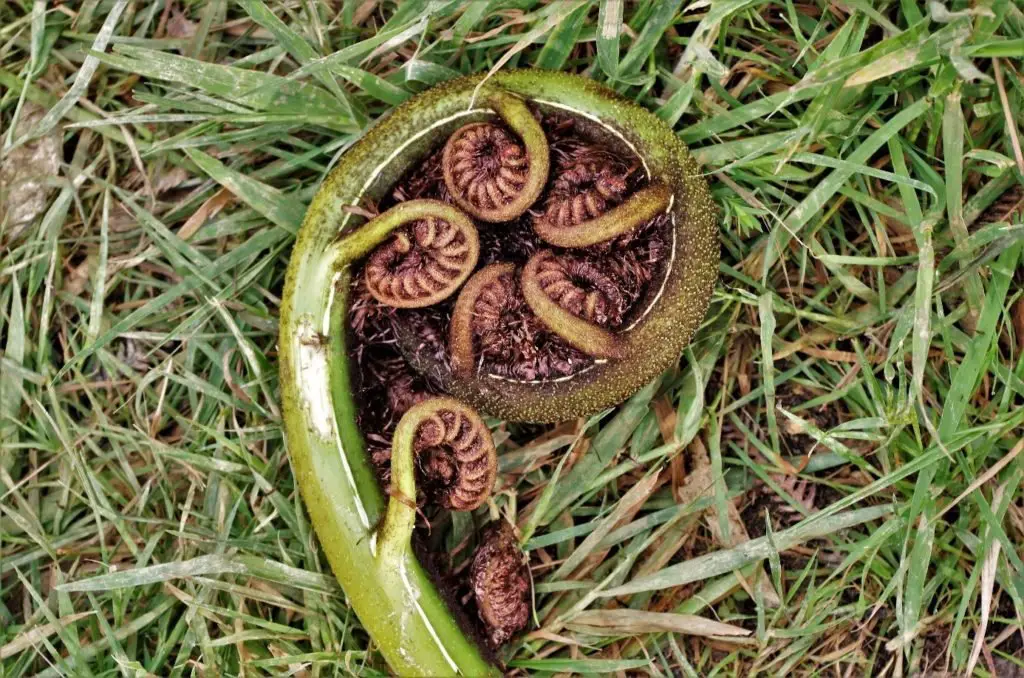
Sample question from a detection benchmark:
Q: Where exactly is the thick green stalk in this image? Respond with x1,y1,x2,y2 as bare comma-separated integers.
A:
376,400,422,564
281,210,496,677
520,253,623,359
533,183,672,247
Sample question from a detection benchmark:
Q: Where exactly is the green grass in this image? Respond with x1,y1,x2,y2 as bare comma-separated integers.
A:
2,1,1023,676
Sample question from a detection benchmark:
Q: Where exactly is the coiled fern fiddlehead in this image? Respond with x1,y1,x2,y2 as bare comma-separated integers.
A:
280,71,717,676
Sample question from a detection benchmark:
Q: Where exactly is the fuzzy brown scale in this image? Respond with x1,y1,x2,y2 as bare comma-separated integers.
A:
413,406,497,512
388,147,451,205
470,268,518,340
387,372,431,419
465,268,585,381
469,521,531,649
362,367,436,489
347,279,438,451
477,216,543,266
581,214,670,326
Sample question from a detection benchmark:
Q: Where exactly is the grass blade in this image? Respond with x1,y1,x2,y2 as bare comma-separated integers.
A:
18,0,127,145
93,45,356,130
601,505,893,597
597,0,623,77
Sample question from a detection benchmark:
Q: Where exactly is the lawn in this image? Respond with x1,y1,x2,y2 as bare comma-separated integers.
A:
1,1,1023,676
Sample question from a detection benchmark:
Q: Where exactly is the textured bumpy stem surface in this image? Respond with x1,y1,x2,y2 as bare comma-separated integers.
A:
520,251,623,359
533,182,672,247
280,70,717,676
380,398,496,562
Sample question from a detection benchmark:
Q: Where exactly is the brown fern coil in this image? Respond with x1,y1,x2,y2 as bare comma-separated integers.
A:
540,157,628,228
365,215,478,309
470,521,531,648
448,262,586,382
449,262,518,377
443,123,530,221
413,403,497,511
466,265,519,348
528,250,624,327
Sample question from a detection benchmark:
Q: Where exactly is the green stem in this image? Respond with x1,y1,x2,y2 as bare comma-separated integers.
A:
533,183,671,247
377,399,433,563
335,199,476,262
520,252,624,359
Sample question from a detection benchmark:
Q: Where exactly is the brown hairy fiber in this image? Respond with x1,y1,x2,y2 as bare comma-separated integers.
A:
470,521,531,648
